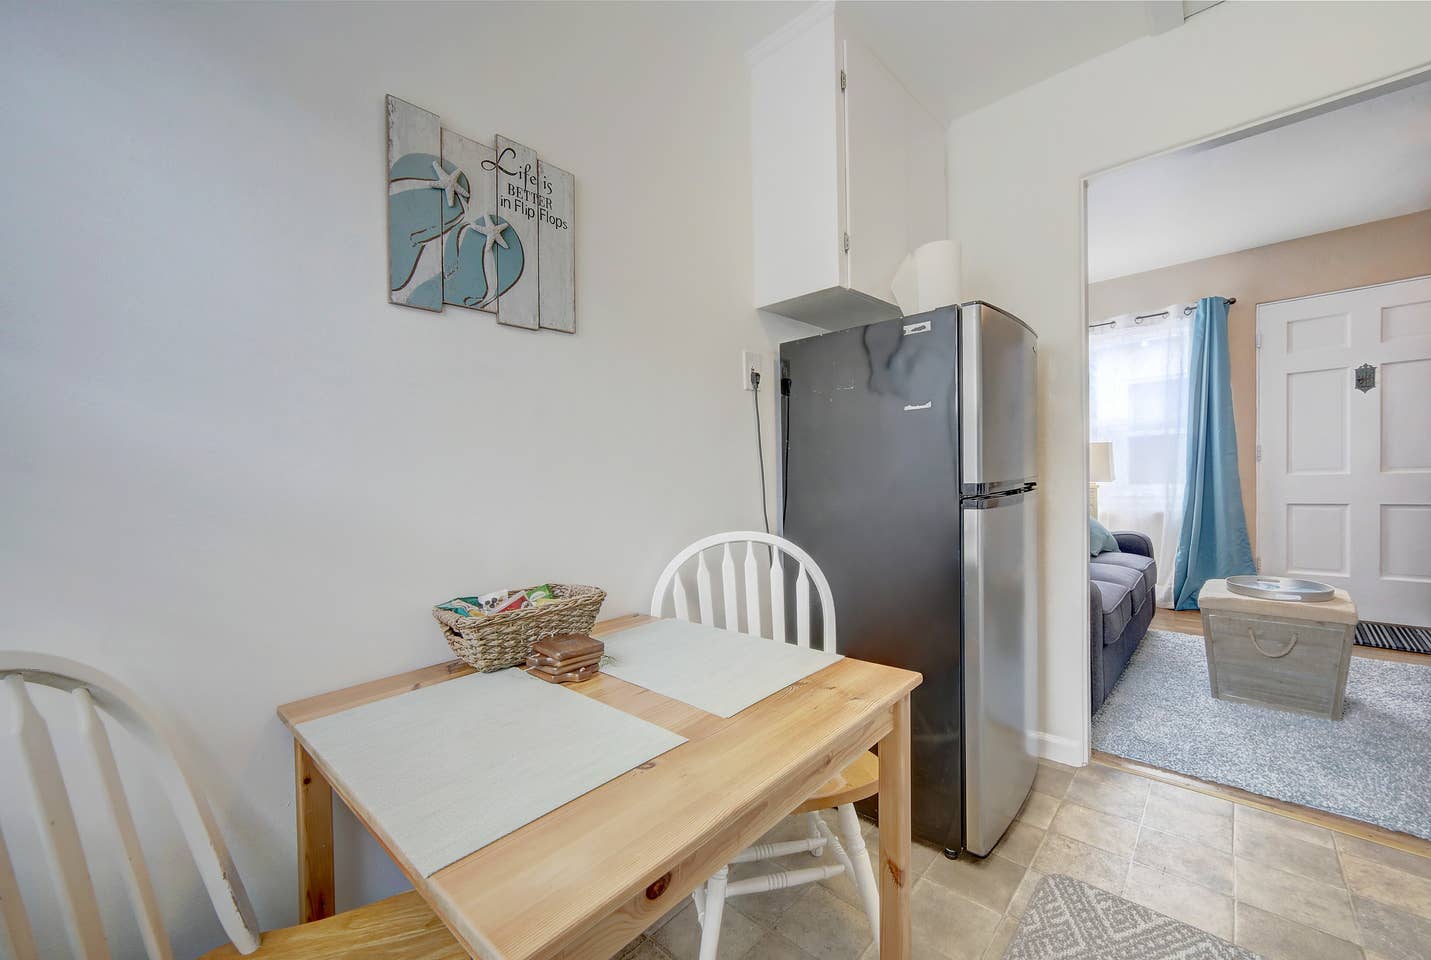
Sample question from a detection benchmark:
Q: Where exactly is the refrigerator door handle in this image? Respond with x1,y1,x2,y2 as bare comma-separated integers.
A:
903,401,933,412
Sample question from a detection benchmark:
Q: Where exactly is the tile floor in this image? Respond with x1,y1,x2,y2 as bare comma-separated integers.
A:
621,760,1431,960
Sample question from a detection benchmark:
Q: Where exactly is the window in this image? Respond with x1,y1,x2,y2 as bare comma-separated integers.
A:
1090,308,1190,606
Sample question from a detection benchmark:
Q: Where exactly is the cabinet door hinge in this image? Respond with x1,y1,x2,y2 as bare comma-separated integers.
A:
839,70,847,92
842,232,850,254
1255,444,1262,462
1255,332,1262,350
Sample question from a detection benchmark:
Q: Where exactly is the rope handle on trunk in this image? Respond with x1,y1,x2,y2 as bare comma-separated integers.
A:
1248,628,1297,658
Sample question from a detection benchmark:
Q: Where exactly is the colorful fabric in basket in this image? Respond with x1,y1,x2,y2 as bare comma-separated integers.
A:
437,584,556,618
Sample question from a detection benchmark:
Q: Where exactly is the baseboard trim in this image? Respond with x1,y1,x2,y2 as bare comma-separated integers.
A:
1032,730,1087,768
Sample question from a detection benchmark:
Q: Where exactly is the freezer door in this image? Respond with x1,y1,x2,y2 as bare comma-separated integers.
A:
960,302,1038,495
962,488,1037,857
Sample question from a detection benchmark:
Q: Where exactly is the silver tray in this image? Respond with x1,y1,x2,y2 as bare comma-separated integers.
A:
1226,575,1335,602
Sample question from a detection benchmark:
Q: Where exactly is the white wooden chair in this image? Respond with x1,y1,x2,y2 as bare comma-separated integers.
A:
0,652,465,960
650,532,881,959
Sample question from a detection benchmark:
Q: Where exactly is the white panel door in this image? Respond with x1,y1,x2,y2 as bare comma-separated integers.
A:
1258,276,1431,626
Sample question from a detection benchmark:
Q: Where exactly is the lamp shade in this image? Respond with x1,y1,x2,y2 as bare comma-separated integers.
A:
1089,442,1116,483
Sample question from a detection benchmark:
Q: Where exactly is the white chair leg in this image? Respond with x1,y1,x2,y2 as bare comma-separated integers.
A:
815,816,856,884
725,861,845,897
804,811,824,855
699,865,728,960
836,803,880,943
691,884,707,925
731,835,826,863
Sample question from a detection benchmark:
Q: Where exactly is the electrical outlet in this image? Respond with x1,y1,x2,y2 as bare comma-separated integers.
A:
741,350,764,391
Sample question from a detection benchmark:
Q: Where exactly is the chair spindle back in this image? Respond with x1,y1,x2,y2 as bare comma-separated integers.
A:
649,531,837,650
0,653,260,959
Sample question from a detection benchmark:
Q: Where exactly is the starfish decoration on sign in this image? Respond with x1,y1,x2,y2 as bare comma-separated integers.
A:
474,214,510,258
454,203,490,253
429,159,469,208
474,215,511,308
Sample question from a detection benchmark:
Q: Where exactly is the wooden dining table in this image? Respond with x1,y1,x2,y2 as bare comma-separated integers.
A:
276,614,922,960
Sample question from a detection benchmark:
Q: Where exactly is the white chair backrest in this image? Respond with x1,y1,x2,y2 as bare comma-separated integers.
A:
649,531,837,650
0,653,260,960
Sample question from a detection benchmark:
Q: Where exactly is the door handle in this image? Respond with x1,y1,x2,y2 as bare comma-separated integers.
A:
1355,363,1376,393
903,402,932,411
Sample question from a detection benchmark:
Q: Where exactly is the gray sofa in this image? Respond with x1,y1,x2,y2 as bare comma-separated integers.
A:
1091,531,1157,713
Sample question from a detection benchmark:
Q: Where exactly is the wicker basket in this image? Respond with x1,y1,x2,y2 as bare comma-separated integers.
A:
432,584,606,672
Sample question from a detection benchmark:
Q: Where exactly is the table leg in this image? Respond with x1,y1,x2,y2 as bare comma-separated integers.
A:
294,741,335,922
877,695,912,959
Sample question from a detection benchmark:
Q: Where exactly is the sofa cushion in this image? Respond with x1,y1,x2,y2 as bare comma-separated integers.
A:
1092,579,1133,645
1090,562,1148,616
1093,552,1155,602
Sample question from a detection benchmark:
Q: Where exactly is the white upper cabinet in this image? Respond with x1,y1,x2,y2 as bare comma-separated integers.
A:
750,5,947,330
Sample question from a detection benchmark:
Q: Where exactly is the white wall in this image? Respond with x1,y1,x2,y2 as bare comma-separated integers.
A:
946,1,1431,765
0,2,805,956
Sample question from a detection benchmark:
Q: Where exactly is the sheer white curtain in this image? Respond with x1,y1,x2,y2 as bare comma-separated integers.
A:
1089,306,1191,607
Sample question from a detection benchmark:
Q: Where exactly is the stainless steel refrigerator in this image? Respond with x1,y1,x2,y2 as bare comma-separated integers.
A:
778,301,1038,857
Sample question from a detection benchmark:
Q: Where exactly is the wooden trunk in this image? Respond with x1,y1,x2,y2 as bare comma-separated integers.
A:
1197,579,1358,720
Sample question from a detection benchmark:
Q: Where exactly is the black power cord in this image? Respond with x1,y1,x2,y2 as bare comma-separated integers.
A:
751,370,770,534
780,363,791,526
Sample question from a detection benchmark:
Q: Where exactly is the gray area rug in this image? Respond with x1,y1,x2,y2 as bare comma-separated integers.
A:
1093,629,1431,840
1003,874,1256,959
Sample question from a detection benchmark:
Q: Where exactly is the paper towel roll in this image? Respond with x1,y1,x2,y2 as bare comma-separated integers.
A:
891,240,962,316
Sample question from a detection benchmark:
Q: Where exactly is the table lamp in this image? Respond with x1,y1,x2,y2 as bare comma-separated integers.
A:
1089,441,1115,517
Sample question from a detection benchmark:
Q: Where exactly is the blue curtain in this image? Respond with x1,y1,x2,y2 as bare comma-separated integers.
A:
1172,297,1256,609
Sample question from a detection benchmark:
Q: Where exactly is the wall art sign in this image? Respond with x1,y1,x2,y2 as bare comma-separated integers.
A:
386,95,576,333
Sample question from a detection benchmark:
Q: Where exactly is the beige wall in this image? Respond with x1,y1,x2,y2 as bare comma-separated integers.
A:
1088,208,1431,555
0,2,805,955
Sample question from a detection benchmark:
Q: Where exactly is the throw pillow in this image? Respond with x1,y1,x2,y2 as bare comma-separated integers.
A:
1090,517,1121,556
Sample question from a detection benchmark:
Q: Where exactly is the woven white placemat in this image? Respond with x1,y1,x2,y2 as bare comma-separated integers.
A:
600,618,843,718
296,669,686,877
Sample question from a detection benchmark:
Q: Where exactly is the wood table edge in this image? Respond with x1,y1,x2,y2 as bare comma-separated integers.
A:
445,691,913,960
289,724,434,890
278,614,920,960
432,667,921,959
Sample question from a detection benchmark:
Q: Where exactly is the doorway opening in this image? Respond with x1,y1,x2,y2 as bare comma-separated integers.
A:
1081,75,1431,846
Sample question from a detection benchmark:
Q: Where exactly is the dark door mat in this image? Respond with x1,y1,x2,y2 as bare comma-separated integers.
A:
1356,620,1431,655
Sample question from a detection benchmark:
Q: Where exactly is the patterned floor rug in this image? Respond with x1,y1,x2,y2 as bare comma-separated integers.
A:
1003,875,1256,959
1092,629,1431,840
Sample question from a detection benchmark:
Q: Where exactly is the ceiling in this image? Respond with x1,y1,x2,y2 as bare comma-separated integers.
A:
1087,79,1431,282
838,1,1161,120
